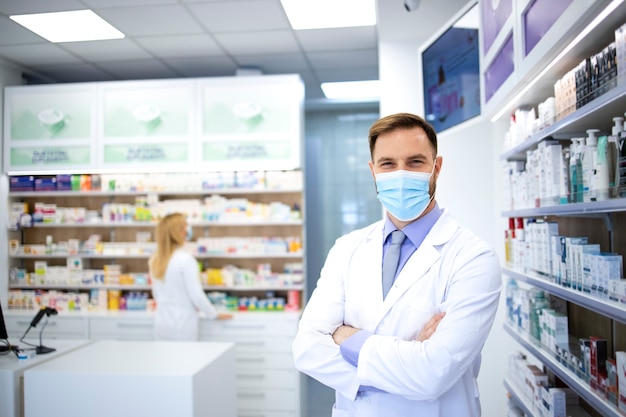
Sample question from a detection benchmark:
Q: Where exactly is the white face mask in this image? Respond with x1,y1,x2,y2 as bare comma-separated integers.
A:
375,167,434,222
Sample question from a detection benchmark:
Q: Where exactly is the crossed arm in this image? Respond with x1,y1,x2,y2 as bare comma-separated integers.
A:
332,311,446,345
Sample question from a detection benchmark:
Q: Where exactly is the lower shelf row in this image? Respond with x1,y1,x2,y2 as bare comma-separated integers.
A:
8,287,302,313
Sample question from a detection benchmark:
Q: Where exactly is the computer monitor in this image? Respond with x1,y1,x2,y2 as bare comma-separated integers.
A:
0,300,8,341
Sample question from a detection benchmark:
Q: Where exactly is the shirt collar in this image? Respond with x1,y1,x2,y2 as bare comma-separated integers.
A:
383,203,442,248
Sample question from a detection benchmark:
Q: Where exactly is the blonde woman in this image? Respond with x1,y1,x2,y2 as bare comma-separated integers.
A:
149,213,232,340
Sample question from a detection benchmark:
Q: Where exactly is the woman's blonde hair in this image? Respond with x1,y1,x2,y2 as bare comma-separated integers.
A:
149,212,186,280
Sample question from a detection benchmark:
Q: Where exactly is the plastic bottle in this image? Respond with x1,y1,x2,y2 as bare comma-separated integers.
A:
569,138,584,203
505,278,518,324
595,134,610,201
582,129,600,202
619,112,626,197
608,117,623,198
529,289,548,341
560,147,571,204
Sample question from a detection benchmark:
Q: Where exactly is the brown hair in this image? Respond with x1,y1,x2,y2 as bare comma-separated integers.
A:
148,212,186,280
368,113,438,159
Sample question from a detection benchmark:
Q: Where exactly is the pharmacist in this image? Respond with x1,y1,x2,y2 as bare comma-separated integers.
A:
292,113,502,416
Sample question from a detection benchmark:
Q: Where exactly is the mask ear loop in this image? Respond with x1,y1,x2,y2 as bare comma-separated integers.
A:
427,157,438,202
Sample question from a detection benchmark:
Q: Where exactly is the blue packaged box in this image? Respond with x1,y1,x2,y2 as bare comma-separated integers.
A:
56,174,72,191
34,177,57,191
9,176,34,191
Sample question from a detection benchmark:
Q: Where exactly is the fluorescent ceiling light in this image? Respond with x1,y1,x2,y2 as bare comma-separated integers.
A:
280,0,376,30
321,80,380,99
10,10,124,43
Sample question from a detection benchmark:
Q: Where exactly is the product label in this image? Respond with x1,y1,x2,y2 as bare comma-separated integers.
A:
10,146,91,167
103,143,189,164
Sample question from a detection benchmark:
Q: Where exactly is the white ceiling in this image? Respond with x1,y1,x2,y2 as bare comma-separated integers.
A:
0,0,466,104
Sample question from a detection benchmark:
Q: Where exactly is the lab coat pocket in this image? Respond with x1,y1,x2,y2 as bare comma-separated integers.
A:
405,298,438,340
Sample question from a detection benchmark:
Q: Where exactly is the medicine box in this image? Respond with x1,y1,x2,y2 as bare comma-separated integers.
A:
590,337,608,383
616,351,626,413
9,175,34,191
56,174,73,190
34,177,57,191
524,364,548,406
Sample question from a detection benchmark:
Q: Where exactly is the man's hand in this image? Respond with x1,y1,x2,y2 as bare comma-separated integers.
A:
416,311,445,342
332,324,360,345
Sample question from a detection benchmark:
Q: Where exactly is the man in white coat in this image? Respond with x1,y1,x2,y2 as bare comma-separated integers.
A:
292,112,502,417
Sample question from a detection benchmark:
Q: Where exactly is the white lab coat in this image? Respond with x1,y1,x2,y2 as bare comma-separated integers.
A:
151,249,218,341
292,210,502,417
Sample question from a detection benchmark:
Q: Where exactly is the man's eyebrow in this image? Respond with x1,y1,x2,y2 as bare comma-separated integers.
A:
406,153,429,160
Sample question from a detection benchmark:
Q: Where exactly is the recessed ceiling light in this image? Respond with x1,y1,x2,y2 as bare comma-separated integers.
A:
280,0,376,30
321,80,380,99
10,10,124,43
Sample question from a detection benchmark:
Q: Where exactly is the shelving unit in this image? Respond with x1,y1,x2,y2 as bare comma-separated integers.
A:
503,372,592,417
7,178,306,314
3,74,307,417
504,324,622,417
5,174,307,417
503,267,626,325
486,1,626,416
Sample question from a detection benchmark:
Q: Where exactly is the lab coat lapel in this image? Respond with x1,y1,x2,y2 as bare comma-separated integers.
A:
379,244,440,309
375,211,458,321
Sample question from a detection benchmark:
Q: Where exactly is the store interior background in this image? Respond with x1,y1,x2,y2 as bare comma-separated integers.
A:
0,0,514,416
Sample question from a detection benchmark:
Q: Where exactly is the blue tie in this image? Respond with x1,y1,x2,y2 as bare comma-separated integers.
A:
382,230,406,299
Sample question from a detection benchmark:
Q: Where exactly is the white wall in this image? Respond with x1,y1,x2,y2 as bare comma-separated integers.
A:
378,30,516,417
0,61,23,307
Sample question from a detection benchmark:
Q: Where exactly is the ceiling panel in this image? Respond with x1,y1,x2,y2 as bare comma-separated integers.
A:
96,59,180,79
135,34,225,59
234,52,309,73
0,0,464,103
306,49,379,70
83,0,178,7
0,44,83,66
295,27,378,51
0,16,46,45
214,30,300,55
96,5,204,36
33,63,117,82
163,56,238,77
0,0,84,15
188,0,291,32
60,39,153,62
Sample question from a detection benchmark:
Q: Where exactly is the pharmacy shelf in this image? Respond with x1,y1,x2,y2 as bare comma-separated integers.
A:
503,373,591,417
504,373,540,417
8,187,303,197
10,252,302,260
500,81,626,161
504,323,622,417
11,253,152,259
27,219,304,228
9,283,152,291
501,198,626,218
503,268,626,325
9,284,304,291
204,285,304,292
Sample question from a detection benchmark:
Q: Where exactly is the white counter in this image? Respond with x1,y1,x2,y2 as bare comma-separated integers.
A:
0,340,91,417
23,340,236,417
